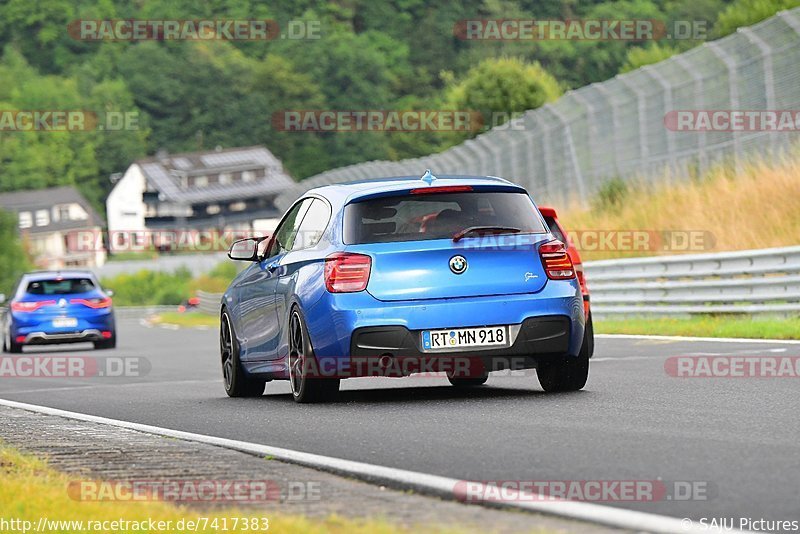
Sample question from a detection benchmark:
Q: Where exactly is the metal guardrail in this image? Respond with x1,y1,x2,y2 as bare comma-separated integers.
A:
196,290,222,316
585,246,800,316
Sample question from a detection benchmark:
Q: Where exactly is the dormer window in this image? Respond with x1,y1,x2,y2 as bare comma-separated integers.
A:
35,209,50,227
219,173,232,185
194,175,208,187
18,211,32,229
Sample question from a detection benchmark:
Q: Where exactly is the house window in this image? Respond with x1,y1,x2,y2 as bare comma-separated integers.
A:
229,201,246,212
18,212,32,229
35,209,50,227
219,173,232,185
53,205,70,222
242,170,255,182
206,204,221,215
194,175,208,187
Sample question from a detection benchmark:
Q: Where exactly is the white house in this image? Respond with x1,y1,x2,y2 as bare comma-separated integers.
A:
106,146,295,253
0,186,107,269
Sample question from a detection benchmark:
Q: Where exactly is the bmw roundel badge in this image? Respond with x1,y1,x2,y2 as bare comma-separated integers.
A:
449,255,468,275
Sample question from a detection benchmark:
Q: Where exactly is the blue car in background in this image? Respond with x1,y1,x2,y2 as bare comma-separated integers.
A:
2,271,116,353
221,173,587,402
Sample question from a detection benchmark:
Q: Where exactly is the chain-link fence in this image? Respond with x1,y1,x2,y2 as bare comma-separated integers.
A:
276,9,800,211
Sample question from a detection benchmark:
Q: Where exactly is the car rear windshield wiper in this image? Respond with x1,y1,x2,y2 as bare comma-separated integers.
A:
452,226,521,242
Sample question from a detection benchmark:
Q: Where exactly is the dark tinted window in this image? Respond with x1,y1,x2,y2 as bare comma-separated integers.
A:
344,191,546,244
293,199,331,250
26,278,95,295
266,198,313,257
543,216,566,243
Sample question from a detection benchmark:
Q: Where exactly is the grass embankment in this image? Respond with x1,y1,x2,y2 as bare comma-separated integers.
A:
0,444,435,534
559,152,800,261
151,311,219,328
102,262,239,307
595,316,800,340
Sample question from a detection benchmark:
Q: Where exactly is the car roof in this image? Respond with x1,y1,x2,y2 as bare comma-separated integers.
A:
305,174,525,207
21,270,97,282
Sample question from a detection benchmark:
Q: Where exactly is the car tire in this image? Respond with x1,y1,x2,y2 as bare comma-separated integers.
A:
5,330,22,353
288,308,339,403
583,311,595,358
537,349,589,393
220,310,265,398
93,336,117,350
447,375,489,387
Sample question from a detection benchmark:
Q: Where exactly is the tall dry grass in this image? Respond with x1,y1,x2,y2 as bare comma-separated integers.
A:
557,151,800,260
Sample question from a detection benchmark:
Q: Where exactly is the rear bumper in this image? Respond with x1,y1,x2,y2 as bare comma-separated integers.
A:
21,329,109,345
11,310,116,345
302,280,584,372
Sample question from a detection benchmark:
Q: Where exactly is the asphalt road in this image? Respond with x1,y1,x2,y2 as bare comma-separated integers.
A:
1,318,798,525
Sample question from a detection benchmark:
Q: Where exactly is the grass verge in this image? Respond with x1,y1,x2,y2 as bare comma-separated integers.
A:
151,311,219,328
595,315,800,340
559,151,800,260
0,443,435,534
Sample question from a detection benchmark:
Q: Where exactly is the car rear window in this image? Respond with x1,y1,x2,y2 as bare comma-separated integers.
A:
26,278,96,295
344,191,547,244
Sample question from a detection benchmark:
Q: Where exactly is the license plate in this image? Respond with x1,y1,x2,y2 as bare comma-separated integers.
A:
52,317,78,328
422,326,509,351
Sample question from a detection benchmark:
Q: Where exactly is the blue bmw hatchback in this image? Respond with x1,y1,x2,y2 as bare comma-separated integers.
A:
221,173,587,402
2,271,116,353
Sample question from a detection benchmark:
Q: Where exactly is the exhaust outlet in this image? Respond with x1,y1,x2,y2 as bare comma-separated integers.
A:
378,354,394,368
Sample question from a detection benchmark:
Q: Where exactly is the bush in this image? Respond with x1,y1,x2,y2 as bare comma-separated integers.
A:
592,178,629,212
101,269,192,307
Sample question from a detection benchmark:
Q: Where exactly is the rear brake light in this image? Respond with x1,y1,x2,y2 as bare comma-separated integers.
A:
11,300,56,312
70,297,112,309
410,185,473,195
539,240,575,280
324,253,371,293
574,264,588,294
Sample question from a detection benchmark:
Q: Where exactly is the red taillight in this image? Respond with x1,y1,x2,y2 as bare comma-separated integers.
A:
101,331,113,339
15,336,26,343
11,300,56,312
324,253,371,293
539,240,575,280
410,185,473,195
70,297,112,309
574,264,588,295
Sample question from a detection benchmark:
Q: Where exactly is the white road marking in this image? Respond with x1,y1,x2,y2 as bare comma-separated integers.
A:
0,398,751,534
0,379,219,395
596,334,800,345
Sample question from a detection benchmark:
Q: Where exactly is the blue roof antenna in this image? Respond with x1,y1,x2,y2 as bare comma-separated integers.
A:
420,169,436,185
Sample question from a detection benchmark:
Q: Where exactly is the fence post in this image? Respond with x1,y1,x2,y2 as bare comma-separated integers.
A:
674,54,708,176
708,42,742,175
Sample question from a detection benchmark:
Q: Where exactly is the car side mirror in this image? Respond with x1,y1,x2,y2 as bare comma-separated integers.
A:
228,237,263,262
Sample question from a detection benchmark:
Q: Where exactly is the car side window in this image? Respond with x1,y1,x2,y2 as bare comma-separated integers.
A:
292,199,331,251
265,199,313,258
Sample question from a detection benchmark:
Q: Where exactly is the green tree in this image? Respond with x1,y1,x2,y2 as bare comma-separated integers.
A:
444,57,561,141
0,210,32,297
714,0,800,37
